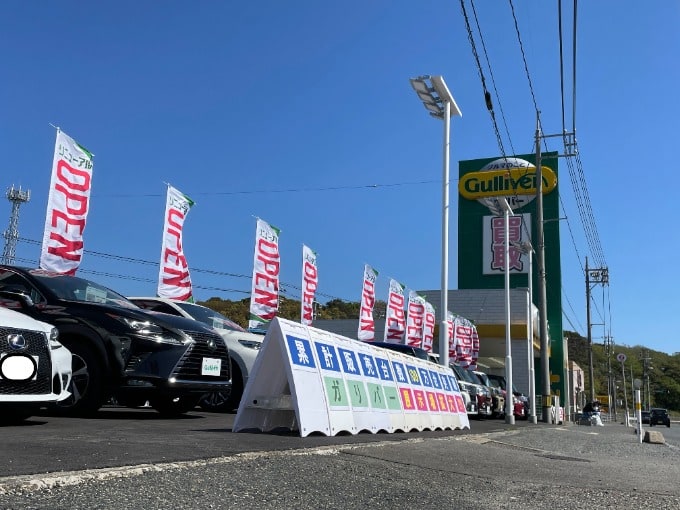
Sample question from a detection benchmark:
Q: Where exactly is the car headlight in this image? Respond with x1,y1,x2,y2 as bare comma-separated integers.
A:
108,314,191,345
238,339,262,350
48,327,63,349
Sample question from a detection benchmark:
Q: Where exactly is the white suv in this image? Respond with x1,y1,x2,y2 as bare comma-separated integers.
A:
0,307,72,423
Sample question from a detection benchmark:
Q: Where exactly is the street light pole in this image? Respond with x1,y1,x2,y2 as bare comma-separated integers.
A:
513,240,537,424
410,75,462,368
500,198,515,425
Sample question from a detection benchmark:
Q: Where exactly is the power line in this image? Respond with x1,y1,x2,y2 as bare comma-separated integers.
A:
91,180,440,199
469,0,516,156
16,237,350,303
459,0,509,159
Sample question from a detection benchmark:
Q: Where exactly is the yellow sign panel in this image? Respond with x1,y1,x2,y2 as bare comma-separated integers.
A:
459,166,557,200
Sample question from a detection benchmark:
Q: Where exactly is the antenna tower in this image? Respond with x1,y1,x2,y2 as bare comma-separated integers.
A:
2,185,31,265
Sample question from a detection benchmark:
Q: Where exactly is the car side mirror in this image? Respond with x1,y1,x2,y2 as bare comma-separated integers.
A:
0,289,34,309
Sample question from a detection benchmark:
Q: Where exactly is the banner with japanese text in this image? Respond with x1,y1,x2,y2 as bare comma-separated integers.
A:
157,185,194,301
249,218,281,331
384,278,406,344
357,264,378,341
40,129,94,275
300,244,318,326
421,301,436,353
453,315,480,370
482,213,531,275
405,290,425,348
446,311,456,362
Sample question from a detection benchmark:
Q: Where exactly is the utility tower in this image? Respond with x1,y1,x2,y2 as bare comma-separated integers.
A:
2,185,31,265
585,257,609,403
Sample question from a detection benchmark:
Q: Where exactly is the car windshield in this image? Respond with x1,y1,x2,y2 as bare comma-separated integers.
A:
29,270,137,309
486,378,503,391
488,375,522,395
475,372,491,387
452,365,477,384
175,302,246,332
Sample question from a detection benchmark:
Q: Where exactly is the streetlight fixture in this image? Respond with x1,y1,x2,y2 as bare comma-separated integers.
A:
410,75,462,368
512,240,537,424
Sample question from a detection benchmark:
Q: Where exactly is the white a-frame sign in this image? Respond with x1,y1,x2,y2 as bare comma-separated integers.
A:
233,317,470,437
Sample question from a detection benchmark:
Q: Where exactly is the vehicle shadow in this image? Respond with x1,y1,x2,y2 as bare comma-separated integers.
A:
35,406,207,421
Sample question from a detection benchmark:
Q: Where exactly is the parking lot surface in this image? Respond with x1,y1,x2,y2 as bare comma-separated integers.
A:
1,409,679,509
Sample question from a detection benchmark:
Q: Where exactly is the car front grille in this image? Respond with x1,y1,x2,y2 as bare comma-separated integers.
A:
0,327,52,395
171,330,231,381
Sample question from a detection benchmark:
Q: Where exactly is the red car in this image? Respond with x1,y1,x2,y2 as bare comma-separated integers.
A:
486,373,527,419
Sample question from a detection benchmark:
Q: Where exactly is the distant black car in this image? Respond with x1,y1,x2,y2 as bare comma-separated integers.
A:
365,341,431,361
641,410,651,424
0,266,231,416
649,408,671,427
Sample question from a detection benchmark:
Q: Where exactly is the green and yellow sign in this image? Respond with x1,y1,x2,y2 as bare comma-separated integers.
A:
457,153,565,402
458,166,557,200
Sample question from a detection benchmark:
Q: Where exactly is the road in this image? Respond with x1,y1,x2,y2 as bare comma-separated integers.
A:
0,406,494,478
1,408,679,509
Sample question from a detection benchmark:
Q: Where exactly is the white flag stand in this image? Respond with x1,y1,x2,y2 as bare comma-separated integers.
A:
233,318,470,437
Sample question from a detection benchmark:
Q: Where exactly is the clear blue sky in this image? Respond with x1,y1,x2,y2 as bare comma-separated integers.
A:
1,2,678,354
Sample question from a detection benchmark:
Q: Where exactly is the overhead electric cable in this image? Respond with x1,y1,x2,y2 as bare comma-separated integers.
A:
16,237,349,302
93,180,440,199
469,0,516,156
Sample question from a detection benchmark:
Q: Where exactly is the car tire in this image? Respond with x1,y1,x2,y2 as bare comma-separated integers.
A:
150,395,201,417
54,342,104,416
199,363,241,413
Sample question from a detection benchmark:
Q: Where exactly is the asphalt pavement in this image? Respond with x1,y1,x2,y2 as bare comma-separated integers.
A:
1,410,679,509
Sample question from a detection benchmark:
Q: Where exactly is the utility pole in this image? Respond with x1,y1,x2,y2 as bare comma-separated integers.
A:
606,335,617,421
535,113,551,423
532,113,579,423
2,185,31,265
585,257,608,403
640,350,652,411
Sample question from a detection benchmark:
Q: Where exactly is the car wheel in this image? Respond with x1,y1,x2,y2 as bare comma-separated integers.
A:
54,342,104,416
199,363,241,413
150,395,201,417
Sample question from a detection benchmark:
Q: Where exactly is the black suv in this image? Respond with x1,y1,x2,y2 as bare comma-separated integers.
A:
649,407,671,428
0,266,231,416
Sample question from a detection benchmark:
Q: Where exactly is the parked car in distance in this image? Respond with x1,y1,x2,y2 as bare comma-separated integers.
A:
0,307,73,423
473,370,506,419
486,373,529,419
0,266,231,416
649,407,671,427
452,363,492,418
641,410,651,424
365,341,430,361
129,297,262,412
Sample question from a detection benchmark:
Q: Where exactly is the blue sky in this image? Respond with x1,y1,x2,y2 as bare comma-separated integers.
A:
1,2,678,354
